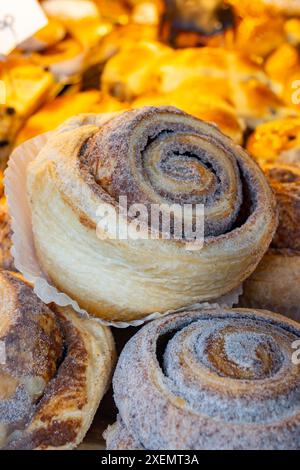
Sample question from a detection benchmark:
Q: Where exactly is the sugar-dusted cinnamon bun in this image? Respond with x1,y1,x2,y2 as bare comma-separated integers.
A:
241,161,300,320
0,271,115,450
105,307,300,450
228,0,300,16
27,107,277,322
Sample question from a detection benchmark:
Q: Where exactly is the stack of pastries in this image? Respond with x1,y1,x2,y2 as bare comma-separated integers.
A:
0,0,300,451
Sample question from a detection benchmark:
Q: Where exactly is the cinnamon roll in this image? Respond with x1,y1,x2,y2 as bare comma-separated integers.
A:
27,107,277,321
0,173,15,271
241,162,300,320
0,271,115,449
105,307,300,450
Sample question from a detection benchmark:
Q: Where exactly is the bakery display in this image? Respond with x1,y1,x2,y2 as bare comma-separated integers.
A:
105,307,300,450
1,0,300,452
27,106,277,321
0,270,115,450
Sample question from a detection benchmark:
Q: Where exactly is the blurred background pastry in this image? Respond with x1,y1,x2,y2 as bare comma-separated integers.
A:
0,172,15,272
0,56,54,167
27,107,277,322
241,165,300,320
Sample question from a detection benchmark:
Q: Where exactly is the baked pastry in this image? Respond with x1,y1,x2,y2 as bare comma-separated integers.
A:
16,91,126,145
19,19,66,52
247,117,300,166
93,23,159,65
0,56,54,165
229,78,288,128
105,307,300,450
101,41,171,101
240,162,300,320
42,0,114,49
0,270,115,450
154,47,270,94
27,106,277,321
31,38,86,78
285,18,300,46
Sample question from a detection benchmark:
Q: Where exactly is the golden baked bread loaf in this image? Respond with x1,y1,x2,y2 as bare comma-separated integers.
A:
27,107,277,321
105,307,300,450
0,271,115,450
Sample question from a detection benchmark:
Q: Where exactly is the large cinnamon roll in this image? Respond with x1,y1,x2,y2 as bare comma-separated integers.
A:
0,271,115,450
27,107,277,321
105,307,300,450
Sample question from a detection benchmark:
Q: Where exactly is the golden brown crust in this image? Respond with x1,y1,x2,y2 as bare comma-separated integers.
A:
0,271,115,450
27,107,277,321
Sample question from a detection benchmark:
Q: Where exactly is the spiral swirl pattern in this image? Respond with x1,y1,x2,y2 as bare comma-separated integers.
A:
106,308,300,450
28,107,277,320
83,107,245,237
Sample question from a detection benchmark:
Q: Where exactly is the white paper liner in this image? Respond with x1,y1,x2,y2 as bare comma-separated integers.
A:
4,133,243,328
